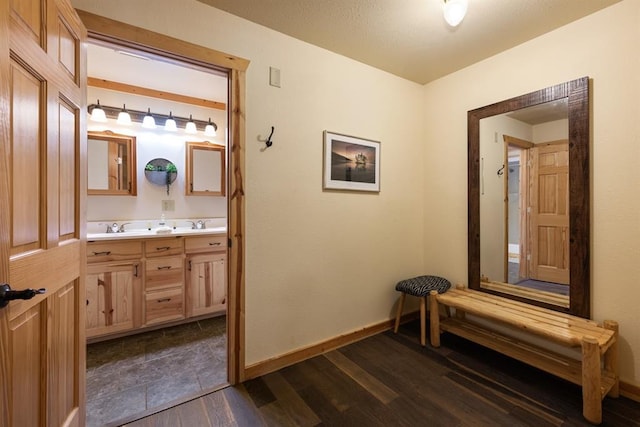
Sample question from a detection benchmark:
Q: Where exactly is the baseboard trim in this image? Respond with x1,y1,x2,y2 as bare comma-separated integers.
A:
620,381,640,403
244,311,419,380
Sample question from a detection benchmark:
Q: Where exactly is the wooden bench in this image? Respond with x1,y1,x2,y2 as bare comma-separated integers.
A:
429,287,619,425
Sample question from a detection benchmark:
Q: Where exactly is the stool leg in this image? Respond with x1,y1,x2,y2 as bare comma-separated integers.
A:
420,296,426,346
582,336,602,424
394,293,406,333
429,290,440,347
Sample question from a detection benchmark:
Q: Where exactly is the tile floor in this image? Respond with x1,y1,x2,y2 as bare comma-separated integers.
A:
86,316,227,427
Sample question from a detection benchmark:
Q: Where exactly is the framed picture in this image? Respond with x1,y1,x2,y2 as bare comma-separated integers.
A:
323,131,381,192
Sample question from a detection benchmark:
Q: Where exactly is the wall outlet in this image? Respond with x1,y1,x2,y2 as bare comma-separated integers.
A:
161,200,175,212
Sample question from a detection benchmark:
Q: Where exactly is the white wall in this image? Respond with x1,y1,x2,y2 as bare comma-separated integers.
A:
423,0,640,387
72,0,426,366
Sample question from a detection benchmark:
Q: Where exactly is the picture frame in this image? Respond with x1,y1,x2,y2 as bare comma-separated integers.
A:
323,131,381,192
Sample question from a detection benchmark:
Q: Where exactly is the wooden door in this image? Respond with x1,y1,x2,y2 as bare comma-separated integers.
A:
0,0,86,426
529,141,570,285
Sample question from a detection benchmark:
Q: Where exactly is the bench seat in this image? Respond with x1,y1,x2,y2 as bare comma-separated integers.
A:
429,287,619,425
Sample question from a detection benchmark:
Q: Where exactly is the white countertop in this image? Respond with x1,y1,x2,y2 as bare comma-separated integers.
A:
87,226,226,241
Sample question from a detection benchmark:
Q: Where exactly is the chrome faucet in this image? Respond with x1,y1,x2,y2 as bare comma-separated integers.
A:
196,220,206,229
118,223,131,233
105,222,131,233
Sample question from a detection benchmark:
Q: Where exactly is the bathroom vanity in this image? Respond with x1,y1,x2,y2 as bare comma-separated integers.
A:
85,227,227,341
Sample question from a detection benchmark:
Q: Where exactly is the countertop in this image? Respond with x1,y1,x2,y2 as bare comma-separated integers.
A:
87,226,226,241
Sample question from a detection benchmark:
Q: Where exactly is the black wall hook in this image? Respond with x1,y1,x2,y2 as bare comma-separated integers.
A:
265,126,274,148
497,164,505,176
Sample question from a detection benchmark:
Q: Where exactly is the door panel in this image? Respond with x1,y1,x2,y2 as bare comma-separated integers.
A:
529,142,570,284
1,0,86,426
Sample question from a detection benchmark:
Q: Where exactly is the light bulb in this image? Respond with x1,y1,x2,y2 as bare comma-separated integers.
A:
165,111,177,131
185,114,197,134
204,118,217,137
443,0,468,27
117,104,132,125
142,108,156,128
90,100,107,122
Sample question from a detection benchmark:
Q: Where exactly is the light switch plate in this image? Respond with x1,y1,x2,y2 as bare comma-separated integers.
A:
269,66,281,88
161,200,175,211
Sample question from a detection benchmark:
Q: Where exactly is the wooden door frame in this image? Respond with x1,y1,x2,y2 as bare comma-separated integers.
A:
503,135,533,283
75,10,249,384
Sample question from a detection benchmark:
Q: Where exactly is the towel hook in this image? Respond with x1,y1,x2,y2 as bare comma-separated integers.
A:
265,126,274,148
497,164,505,176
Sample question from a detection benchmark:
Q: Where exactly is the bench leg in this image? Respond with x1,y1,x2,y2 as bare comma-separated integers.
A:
420,296,426,346
429,290,440,347
582,336,602,424
394,293,406,333
603,320,619,398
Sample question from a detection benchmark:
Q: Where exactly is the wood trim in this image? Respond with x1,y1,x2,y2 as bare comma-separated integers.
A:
244,312,419,380
75,10,249,72
88,77,226,110
77,11,248,384
620,381,640,403
503,134,533,149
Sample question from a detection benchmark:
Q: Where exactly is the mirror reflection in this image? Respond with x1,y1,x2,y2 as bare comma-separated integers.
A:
468,77,590,318
186,141,225,196
88,131,137,195
480,99,570,302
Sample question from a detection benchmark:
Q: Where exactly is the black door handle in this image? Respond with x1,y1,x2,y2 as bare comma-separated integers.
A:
0,284,46,308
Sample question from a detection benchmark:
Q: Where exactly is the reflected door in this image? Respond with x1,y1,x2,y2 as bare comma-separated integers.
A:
529,141,570,285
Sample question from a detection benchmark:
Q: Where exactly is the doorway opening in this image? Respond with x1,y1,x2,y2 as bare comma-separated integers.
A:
79,11,248,420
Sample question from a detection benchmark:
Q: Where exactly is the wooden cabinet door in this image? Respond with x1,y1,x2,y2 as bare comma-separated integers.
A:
0,0,86,426
187,252,227,317
86,262,141,338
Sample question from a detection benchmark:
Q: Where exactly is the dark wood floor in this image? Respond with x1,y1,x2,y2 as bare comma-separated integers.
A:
123,320,640,426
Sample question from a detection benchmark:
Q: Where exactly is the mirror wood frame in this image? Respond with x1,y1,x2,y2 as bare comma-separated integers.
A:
468,77,590,318
87,130,137,196
185,141,226,196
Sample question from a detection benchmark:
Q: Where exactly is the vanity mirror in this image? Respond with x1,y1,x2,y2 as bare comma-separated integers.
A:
88,131,137,195
185,141,226,196
468,77,590,318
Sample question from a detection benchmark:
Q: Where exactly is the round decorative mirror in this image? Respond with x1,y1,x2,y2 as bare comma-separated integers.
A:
144,158,177,194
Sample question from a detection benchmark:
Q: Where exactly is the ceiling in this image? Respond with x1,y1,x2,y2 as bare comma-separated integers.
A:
197,0,620,85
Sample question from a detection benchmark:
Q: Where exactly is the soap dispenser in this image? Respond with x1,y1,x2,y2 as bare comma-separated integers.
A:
159,213,166,226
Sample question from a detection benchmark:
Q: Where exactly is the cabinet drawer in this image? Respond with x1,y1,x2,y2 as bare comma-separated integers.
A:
145,237,184,257
185,235,227,254
145,287,184,325
87,240,142,263
145,256,184,291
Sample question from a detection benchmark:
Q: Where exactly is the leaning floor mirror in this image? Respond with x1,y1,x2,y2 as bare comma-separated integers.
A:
467,77,590,318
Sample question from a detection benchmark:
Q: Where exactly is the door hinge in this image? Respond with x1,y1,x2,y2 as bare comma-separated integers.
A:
228,238,232,248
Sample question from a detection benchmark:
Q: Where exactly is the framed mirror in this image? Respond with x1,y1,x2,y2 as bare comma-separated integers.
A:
468,77,590,318
185,141,226,196
88,131,137,195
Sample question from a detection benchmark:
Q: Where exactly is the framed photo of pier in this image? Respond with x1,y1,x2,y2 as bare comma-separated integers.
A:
323,131,380,192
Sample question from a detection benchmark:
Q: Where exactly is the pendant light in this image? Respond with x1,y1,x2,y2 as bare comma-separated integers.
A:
185,114,197,134
204,118,217,137
443,0,468,27
142,108,156,128
116,104,132,125
165,111,177,131
90,100,107,122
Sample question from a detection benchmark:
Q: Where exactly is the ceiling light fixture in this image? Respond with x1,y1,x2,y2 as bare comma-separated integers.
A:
164,111,177,131
185,114,197,134
116,104,132,125
204,118,217,137
443,0,468,27
142,108,156,128
89,99,107,122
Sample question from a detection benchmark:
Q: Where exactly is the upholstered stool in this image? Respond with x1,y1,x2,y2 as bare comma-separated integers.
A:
393,275,451,346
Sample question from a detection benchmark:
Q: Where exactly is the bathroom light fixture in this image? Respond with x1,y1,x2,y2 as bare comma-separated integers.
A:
185,114,197,134
116,104,132,125
165,111,177,131
204,118,217,137
86,103,218,135
90,99,107,122
443,0,468,27
142,108,156,128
